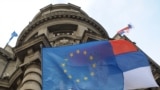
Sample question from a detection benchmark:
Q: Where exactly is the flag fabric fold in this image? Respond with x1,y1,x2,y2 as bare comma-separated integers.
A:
42,40,158,90
116,50,158,89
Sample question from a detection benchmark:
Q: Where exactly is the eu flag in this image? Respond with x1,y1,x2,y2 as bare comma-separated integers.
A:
42,40,124,90
42,40,158,90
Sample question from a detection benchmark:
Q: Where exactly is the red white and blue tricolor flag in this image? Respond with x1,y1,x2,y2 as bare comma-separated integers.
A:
117,24,132,36
42,40,158,90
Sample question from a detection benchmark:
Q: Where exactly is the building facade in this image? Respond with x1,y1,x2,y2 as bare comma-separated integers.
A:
0,3,159,90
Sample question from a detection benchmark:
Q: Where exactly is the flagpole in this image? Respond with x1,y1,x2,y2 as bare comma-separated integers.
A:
6,36,13,46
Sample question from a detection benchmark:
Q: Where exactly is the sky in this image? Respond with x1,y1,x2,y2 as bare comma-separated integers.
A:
0,0,160,65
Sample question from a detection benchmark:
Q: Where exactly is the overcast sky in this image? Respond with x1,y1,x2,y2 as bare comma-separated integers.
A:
0,0,160,65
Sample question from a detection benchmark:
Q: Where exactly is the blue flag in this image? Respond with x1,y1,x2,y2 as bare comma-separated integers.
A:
6,31,18,45
42,40,158,90
42,41,123,90
9,31,18,41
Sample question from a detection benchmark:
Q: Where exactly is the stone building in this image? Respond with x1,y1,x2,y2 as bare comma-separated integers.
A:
0,3,159,90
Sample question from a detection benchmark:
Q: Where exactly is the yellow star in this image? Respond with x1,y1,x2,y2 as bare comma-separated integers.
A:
61,63,65,67
89,55,93,60
70,53,73,57
64,69,67,73
76,50,80,54
83,50,87,55
92,63,96,68
90,72,95,76
76,79,80,83
64,58,68,61
68,75,72,79
84,77,88,80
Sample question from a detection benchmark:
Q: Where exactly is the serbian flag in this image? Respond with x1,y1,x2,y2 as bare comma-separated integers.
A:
117,24,132,36
42,40,158,90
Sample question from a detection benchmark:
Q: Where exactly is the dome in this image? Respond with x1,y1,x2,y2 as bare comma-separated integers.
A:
16,3,109,46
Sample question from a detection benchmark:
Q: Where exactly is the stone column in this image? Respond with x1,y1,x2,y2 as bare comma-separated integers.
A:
20,64,41,90
19,49,41,90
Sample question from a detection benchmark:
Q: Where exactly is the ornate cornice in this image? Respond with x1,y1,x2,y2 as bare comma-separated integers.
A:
34,3,89,21
14,34,51,61
16,4,109,46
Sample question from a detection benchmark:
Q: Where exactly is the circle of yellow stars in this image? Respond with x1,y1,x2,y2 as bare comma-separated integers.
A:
61,49,96,83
